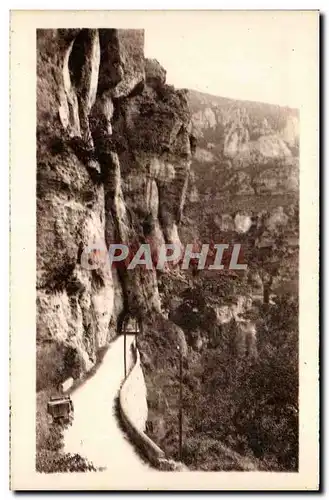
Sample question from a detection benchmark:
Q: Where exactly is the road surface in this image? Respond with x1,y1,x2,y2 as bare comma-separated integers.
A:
63,335,152,472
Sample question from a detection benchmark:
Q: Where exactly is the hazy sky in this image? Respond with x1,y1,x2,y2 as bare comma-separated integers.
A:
144,11,317,109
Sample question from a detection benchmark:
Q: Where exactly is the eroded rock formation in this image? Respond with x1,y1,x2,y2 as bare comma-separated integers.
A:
37,29,191,390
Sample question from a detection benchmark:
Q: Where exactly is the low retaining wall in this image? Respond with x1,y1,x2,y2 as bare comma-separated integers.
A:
120,345,148,433
119,340,187,471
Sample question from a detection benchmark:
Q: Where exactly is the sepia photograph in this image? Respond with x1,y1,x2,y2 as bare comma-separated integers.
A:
10,9,319,490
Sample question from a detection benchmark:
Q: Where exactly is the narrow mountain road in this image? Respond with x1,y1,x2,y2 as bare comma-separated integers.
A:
63,335,153,472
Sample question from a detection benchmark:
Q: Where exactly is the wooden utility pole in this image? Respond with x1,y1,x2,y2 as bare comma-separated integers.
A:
124,323,127,379
178,349,183,461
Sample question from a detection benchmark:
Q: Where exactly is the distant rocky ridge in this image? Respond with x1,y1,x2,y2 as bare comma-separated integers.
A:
37,31,191,390
180,89,299,245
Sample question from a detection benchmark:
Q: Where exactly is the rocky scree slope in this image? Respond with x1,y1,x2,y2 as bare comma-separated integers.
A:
37,29,190,392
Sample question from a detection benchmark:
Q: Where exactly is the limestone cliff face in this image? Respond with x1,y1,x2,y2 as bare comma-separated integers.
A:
186,90,299,214
36,29,191,390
